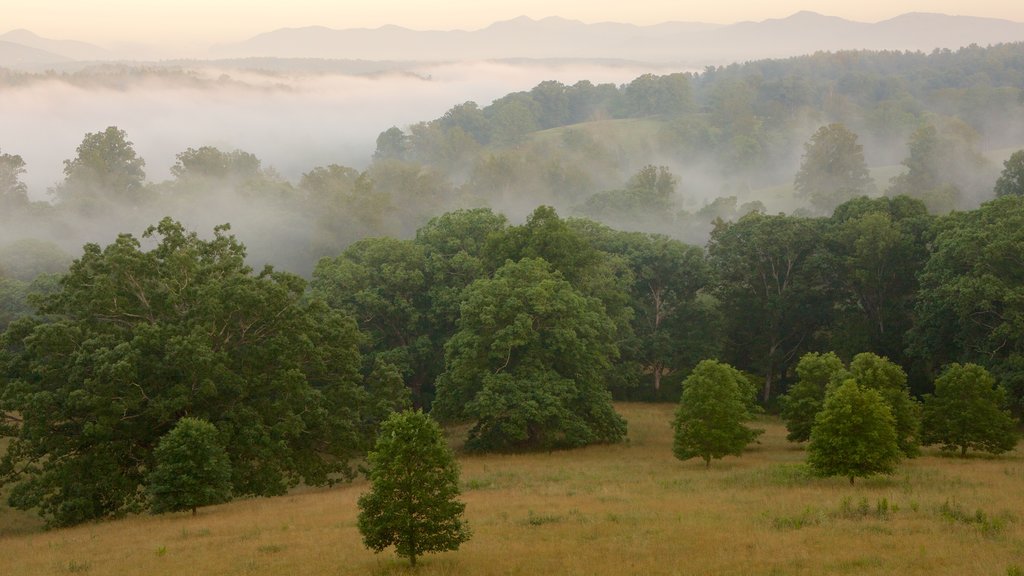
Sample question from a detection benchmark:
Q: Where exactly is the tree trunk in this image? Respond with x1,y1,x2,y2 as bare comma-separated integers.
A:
960,444,968,457
762,369,773,404
849,476,855,485
653,364,662,391
192,506,197,516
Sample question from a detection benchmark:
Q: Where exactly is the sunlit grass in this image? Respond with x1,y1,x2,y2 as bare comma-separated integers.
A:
1,403,1022,575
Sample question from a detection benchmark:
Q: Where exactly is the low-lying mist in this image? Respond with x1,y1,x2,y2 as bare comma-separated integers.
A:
0,60,682,198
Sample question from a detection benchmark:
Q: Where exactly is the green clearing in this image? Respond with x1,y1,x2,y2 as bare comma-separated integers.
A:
1,403,1021,575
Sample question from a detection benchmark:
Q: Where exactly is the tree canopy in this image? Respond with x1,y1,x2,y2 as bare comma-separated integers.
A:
807,380,902,484
672,360,762,467
921,363,1019,456
794,123,873,214
147,417,232,516
358,410,470,567
433,257,626,451
0,219,393,526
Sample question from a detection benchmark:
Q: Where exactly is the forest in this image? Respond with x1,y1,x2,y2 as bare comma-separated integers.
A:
1,42,1023,537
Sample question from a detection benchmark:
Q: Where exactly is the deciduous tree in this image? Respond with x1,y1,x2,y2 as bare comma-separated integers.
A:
794,123,873,214
0,219,386,526
358,410,470,567
780,352,848,442
148,417,232,516
922,363,1019,456
672,360,762,467
994,150,1024,197
807,380,901,484
433,258,626,451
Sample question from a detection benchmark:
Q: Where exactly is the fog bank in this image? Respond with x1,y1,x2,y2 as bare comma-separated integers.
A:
0,60,683,198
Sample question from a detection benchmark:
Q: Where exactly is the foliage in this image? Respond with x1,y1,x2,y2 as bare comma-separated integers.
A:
0,219,388,527
807,380,901,484
921,363,1019,456
886,122,989,213
708,211,831,401
0,147,29,210
170,146,261,183
433,257,626,451
825,196,932,367
357,410,470,566
794,123,873,214
312,237,433,402
848,352,921,457
780,352,848,442
995,150,1024,197
55,126,149,212
908,196,1024,412
672,360,763,467
147,417,232,515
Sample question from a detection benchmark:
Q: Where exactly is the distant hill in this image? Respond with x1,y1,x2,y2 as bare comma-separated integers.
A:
211,12,1024,64
0,29,109,61
0,40,71,66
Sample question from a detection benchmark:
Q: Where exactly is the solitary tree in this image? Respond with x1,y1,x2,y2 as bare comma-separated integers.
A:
56,126,148,211
807,380,901,484
0,148,29,210
794,123,873,214
148,418,232,516
672,360,762,468
922,363,1019,456
358,410,470,567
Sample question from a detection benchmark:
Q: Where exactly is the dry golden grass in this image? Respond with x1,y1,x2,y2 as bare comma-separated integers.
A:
2,403,1023,575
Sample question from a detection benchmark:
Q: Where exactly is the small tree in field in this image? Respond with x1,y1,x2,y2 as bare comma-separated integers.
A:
358,410,470,567
807,380,901,484
148,418,232,516
922,363,1020,456
673,360,762,468
780,351,848,442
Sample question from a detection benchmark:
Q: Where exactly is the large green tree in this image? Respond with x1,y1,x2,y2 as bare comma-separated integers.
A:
358,410,470,567
0,219,391,526
825,196,932,366
908,196,1024,413
708,212,831,401
922,363,1019,456
433,258,626,451
848,352,921,457
794,123,874,215
807,380,901,485
147,417,232,516
55,126,149,212
672,360,762,468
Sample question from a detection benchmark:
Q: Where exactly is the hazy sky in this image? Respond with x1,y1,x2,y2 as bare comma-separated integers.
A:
7,0,1024,46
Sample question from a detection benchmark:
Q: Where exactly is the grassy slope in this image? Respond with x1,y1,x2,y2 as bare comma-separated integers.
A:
1,403,1022,575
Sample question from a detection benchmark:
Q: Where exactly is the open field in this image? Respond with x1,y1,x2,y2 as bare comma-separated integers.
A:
2,403,1023,575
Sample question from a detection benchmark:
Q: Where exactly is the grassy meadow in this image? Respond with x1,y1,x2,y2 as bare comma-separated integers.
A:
1,402,1023,575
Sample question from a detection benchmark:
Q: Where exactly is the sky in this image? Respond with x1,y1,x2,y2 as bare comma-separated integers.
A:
6,0,1024,47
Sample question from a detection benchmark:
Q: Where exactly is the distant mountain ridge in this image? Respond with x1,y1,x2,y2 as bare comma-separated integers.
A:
210,12,1024,63
2,12,1024,68
0,29,109,61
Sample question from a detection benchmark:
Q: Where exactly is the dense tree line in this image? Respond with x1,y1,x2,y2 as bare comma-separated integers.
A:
3,43,1024,527
4,189,1024,525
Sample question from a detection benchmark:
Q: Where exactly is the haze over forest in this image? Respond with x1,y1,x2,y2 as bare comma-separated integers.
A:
2,11,1024,201
4,7,1024,570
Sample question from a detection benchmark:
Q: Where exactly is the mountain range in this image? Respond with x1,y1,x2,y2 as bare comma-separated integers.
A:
2,12,1024,68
